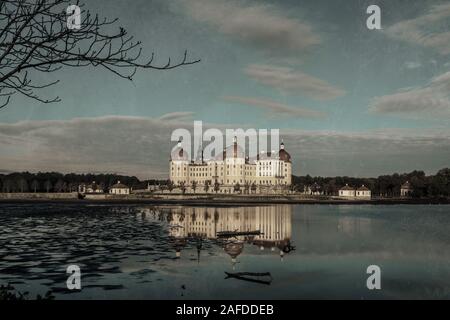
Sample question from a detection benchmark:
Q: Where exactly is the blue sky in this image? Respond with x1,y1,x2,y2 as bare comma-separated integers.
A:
0,0,449,178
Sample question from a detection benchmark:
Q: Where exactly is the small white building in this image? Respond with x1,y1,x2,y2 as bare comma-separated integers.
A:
339,184,355,198
78,181,104,194
356,185,371,199
109,181,130,195
400,181,413,197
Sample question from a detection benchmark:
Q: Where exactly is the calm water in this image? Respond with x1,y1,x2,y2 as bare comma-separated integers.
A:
0,204,449,299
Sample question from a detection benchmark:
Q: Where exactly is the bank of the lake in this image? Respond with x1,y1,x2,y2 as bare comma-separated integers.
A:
0,192,449,205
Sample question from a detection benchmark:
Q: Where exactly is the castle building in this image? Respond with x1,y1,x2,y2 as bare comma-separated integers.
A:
169,137,292,193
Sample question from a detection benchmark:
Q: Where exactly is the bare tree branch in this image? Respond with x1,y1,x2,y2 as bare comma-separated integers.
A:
0,0,200,109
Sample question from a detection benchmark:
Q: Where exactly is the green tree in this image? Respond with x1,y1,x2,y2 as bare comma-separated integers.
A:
167,180,175,193
44,180,52,193
191,181,197,193
31,180,39,193
251,182,257,194
213,181,220,193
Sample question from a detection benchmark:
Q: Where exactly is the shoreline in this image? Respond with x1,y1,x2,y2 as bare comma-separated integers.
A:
0,195,449,206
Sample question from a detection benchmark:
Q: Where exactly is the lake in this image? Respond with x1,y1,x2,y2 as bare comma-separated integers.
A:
0,204,449,299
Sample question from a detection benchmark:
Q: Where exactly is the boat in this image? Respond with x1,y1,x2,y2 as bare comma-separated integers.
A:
216,230,262,238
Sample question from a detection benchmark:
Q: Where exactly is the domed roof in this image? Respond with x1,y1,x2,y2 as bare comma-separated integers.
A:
278,149,291,162
224,241,244,258
110,181,129,189
278,141,291,162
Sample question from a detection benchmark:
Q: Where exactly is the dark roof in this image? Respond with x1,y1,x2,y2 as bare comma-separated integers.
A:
111,182,129,189
278,149,291,162
357,185,370,191
83,181,100,189
339,184,354,191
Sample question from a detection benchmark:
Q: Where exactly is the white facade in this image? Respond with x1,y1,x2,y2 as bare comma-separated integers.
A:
339,184,371,199
169,137,292,194
339,189,355,197
400,181,413,197
356,186,371,199
109,181,130,195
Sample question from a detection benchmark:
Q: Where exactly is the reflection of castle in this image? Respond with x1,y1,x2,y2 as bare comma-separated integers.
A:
165,205,293,266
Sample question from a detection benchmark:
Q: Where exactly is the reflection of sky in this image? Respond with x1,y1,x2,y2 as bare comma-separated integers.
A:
1,1,450,177
1,204,449,299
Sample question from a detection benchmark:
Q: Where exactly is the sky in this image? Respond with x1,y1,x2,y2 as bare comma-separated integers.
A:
1,0,450,178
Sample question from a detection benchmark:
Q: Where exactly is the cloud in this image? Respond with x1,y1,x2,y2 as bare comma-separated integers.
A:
244,64,346,101
385,3,450,55
178,0,320,56
369,71,450,118
158,112,195,121
404,61,422,70
0,116,449,178
281,128,450,177
222,96,326,119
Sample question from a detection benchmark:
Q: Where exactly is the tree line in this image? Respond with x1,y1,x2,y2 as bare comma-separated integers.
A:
1,168,449,198
0,172,158,193
292,168,450,198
